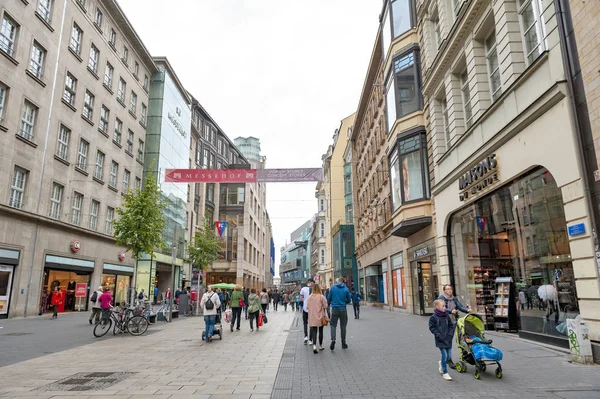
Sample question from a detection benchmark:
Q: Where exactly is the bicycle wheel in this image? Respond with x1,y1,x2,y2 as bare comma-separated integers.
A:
127,315,149,336
93,317,112,337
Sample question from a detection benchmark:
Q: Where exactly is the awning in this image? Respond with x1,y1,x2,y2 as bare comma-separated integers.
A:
45,255,94,273
390,217,432,238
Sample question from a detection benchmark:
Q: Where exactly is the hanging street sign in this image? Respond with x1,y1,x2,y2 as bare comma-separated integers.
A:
165,168,323,183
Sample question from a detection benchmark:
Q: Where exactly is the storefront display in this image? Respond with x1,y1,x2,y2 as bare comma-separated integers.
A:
0,265,14,317
365,265,382,303
391,252,405,307
494,277,518,330
42,269,90,313
450,167,579,336
408,239,437,315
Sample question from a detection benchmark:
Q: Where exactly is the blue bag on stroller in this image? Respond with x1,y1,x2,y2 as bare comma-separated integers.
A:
471,337,503,361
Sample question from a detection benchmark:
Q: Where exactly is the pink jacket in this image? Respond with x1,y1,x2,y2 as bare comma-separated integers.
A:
306,294,327,327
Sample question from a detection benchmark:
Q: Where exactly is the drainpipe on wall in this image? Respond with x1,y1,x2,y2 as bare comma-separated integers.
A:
553,0,600,278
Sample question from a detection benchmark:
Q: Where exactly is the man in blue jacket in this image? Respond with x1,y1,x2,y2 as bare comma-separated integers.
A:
327,277,352,350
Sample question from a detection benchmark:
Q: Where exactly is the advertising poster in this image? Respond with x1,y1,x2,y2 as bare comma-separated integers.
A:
382,272,388,305
396,269,403,307
401,268,406,307
392,270,398,306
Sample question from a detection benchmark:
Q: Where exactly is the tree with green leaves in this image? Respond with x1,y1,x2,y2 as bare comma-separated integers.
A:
188,219,222,273
113,171,168,305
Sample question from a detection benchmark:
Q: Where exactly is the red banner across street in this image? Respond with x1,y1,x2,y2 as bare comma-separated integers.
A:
165,168,323,183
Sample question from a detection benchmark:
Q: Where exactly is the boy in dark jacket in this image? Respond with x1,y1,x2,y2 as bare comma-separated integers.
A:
429,299,454,381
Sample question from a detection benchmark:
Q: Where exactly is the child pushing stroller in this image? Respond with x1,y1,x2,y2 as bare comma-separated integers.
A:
430,300,504,381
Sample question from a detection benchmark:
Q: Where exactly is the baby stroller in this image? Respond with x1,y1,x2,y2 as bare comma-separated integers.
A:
201,307,223,341
455,314,503,379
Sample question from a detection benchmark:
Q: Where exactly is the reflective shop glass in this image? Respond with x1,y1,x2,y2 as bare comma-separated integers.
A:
449,167,579,337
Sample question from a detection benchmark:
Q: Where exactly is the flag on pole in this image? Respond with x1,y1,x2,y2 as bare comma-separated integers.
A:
215,221,227,237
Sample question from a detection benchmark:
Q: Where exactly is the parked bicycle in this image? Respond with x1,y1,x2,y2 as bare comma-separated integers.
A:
93,306,149,337
155,300,172,322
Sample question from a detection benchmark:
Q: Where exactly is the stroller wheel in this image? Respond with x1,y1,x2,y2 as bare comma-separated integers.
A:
456,361,467,373
474,370,480,380
202,331,205,341
495,368,502,379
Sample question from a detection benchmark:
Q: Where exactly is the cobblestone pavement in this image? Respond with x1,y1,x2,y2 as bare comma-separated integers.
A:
272,307,600,399
1,307,599,398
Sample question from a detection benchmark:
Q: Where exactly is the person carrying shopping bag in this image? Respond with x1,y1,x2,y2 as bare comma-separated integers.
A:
307,284,328,354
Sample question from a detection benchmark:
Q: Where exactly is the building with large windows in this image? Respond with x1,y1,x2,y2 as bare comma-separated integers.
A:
0,0,154,318
353,0,432,311
136,57,190,301
418,0,600,347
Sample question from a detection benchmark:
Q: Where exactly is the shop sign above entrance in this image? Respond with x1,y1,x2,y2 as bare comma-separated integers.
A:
70,240,81,253
413,247,428,259
165,168,323,183
458,154,499,201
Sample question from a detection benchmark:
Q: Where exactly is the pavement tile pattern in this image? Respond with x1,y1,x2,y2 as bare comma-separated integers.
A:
1,306,600,398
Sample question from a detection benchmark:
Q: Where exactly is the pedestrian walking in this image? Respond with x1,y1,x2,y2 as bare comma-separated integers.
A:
260,288,270,313
50,286,63,319
248,288,261,332
230,285,244,332
429,299,454,381
351,290,361,319
300,278,315,345
307,284,328,354
98,286,113,322
138,288,147,305
243,287,250,319
282,292,289,311
153,285,159,304
166,288,172,305
200,285,221,343
296,292,301,312
88,286,103,324
272,289,280,311
437,284,471,369
323,286,331,319
328,277,351,350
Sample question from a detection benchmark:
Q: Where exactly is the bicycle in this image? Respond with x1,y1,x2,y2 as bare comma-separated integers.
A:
93,307,149,337
155,300,172,322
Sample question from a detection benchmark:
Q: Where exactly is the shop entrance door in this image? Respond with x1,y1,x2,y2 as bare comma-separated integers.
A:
417,262,435,315
0,265,14,318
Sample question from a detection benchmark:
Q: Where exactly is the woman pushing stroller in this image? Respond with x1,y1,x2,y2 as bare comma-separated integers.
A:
437,284,471,369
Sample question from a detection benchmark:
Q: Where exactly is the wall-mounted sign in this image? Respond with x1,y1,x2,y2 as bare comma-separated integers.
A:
118,252,126,261
568,223,586,237
168,112,188,139
413,247,428,259
70,240,81,253
459,154,499,201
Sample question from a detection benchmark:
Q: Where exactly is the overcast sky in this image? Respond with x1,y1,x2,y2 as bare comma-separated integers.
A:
118,0,383,272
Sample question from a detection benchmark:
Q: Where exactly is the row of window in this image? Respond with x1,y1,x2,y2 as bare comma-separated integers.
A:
8,165,139,233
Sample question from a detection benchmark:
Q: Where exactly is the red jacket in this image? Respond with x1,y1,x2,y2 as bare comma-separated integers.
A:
51,291,63,306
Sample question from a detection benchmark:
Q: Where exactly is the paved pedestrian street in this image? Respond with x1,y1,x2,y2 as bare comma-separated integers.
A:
0,308,599,399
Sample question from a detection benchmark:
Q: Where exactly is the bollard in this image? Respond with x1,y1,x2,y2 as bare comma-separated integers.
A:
566,315,594,364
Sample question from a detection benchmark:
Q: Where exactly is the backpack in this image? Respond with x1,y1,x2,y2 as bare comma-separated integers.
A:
205,293,215,310
91,291,98,303
138,292,144,300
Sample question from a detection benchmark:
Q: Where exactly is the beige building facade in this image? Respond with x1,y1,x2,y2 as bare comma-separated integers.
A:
418,0,600,349
354,0,435,314
0,0,154,318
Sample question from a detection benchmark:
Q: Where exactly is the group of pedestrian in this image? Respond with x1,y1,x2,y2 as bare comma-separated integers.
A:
300,277,353,354
199,284,269,341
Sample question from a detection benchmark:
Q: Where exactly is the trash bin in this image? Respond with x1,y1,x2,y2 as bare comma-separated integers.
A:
567,315,594,364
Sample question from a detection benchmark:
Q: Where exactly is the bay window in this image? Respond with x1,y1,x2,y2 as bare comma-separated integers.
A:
385,49,423,133
381,0,416,58
388,131,430,210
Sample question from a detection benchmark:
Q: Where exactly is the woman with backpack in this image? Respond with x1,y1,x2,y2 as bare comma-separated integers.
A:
88,286,103,325
200,285,221,342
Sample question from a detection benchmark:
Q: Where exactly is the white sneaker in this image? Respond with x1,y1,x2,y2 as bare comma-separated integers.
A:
442,373,452,381
438,361,443,374
308,340,313,345
303,336,308,345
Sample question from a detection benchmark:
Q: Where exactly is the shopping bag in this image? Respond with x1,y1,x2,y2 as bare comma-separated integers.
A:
224,309,232,323
258,313,263,327
262,314,268,324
